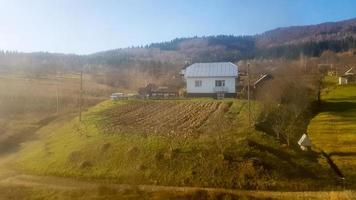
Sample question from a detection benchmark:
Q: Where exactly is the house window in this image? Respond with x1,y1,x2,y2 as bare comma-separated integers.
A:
215,80,225,87
195,80,202,87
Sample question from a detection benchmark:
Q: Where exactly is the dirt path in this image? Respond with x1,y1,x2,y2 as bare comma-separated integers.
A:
0,151,354,199
0,172,355,200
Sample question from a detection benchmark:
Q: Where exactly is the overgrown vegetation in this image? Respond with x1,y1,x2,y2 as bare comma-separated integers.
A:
253,62,321,148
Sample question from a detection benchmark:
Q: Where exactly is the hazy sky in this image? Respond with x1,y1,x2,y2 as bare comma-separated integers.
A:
1,0,356,54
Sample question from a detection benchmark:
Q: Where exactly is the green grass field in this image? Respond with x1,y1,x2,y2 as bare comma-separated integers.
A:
13,99,333,190
0,74,114,155
308,78,356,186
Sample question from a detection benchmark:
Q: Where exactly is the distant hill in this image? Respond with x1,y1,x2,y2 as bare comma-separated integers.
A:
1,17,356,89
256,18,356,48
91,18,356,61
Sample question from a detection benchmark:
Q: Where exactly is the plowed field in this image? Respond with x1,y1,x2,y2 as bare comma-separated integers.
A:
101,101,231,135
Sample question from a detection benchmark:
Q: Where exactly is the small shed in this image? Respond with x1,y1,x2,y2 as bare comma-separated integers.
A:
138,83,178,98
339,75,350,85
338,67,355,85
110,92,128,100
298,134,312,151
253,73,273,89
151,86,179,98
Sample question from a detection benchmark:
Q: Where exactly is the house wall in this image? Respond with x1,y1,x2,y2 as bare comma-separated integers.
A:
186,93,236,98
339,77,348,85
186,77,236,93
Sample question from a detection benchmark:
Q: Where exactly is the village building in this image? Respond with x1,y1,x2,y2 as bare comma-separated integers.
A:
182,62,238,98
338,67,356,85
110,92,128,100
253,73,273,89
138,83,179,98
150,86,179,98
233,72,273,99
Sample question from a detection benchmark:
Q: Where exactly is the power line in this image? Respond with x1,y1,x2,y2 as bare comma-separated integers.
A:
79,70,83,122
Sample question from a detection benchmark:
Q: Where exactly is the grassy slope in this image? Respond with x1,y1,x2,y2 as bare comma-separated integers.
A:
15,99,332,190
0,74,113,160
308,77,356,186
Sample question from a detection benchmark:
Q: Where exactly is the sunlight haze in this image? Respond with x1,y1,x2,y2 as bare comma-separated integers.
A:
0,0,356,54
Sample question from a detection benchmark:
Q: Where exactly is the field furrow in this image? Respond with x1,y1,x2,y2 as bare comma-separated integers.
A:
101,100,231,135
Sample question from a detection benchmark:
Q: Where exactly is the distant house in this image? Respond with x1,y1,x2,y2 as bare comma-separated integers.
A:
138,83,158,97
253,73,273,89
151,86,179,98
338,67,355,85
182,62,238,98
110,92,128,100
138,83,178,98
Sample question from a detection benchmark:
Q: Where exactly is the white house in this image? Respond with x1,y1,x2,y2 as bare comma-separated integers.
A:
338,67,355,85
182,62,238,97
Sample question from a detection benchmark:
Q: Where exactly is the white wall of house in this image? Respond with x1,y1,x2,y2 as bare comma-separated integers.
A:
339,76,348,85
186,77,236,93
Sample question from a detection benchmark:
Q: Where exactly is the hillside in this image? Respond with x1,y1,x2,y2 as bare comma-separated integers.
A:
13,99,335,190
308,77,356,187
256,18,356,48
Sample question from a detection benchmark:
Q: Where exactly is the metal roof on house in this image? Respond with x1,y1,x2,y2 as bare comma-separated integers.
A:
345,67,355,75
184,62,238,78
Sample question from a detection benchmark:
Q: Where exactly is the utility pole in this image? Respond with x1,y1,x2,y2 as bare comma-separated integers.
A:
56,73,59,114
79,71,83,122
247,62,251,128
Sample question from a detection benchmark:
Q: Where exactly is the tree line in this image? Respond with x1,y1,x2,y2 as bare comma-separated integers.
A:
256,37,356,59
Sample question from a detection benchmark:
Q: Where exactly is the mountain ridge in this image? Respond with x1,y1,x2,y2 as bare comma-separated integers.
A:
1,17,356,82
255,17,356,48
